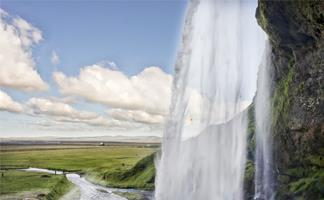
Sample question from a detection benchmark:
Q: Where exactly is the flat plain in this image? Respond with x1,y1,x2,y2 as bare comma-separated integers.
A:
0,143,157,199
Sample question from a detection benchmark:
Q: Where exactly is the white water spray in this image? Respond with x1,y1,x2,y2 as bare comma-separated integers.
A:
155,0,264,199
254,42,275,200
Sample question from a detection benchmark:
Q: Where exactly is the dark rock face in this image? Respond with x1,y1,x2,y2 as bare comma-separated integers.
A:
254,1,324,199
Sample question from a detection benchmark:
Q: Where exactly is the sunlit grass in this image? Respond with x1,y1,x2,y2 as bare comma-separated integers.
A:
0,170,67,195
0,145,156,173
0,144,157,196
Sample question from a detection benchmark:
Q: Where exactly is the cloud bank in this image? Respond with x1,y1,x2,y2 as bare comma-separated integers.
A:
25,97,150,130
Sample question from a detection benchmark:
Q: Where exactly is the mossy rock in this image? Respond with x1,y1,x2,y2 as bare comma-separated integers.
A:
255,1,324,199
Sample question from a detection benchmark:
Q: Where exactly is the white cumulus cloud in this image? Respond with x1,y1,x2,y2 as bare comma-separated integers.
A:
0,8,48,92
0,90,23,113
53,65,172,115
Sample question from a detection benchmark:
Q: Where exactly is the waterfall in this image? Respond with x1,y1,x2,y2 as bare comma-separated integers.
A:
155,0,265,200
254,42,275,200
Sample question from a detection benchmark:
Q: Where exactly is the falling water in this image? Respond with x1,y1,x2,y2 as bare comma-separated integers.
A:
155,0,264,200
254,42,275,200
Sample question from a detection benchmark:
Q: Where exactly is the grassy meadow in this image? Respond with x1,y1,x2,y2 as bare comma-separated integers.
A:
1,145,155,171
0,143,157,199
0,170,72,200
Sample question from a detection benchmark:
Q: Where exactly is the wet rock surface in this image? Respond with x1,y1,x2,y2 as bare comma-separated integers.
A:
253,1,324,199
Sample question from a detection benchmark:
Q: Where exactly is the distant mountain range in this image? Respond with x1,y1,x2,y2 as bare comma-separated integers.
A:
0,135,161,144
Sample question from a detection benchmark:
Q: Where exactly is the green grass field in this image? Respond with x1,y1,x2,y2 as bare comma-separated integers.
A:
0,144,157,198
0,170,63,195
1,145,155,172
0,170,72,200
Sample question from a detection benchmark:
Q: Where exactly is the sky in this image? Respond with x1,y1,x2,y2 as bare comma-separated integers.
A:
0,0,188,137
0,1,263,138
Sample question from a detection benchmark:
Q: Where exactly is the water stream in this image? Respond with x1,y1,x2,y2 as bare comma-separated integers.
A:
21,168,153,200
254,42,275,200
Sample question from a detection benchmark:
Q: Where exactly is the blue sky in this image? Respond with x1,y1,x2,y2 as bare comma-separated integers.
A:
1,0,186,96
0,1,263,138
0,1,188,137
2,0,186,74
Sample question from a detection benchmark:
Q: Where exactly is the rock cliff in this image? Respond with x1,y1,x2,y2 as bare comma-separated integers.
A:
254,1,324,199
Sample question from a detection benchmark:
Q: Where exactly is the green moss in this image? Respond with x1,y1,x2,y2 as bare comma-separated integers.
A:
298,81,305,93
289,171,324,199
244,105,256,198
272,59,295,133
246,104,256,161
307,155,324,167
257,2,268,31
245,160,255,182
287,168,307,179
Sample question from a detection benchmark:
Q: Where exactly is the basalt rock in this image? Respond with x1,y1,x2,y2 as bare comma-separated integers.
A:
255,1,324,199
